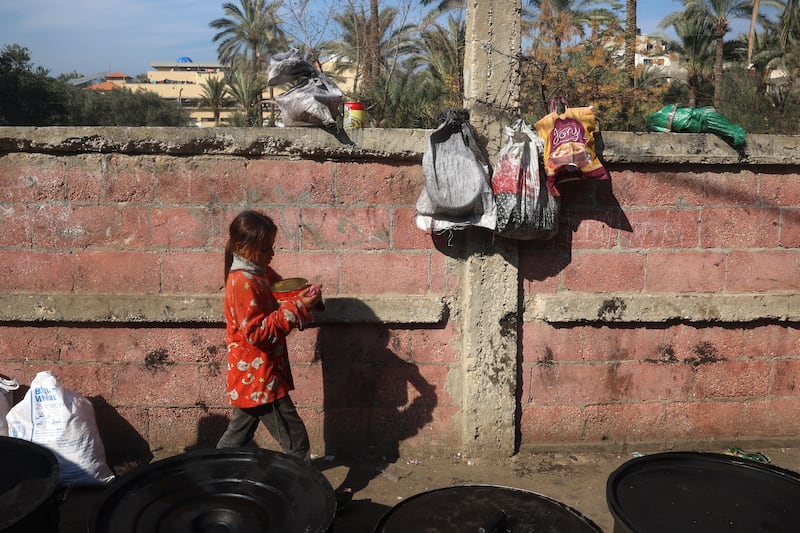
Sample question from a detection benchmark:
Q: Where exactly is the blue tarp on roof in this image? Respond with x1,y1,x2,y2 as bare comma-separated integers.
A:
176,56,193,63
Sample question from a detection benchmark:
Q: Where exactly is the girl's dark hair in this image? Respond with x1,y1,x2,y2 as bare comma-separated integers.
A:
224,210,278,281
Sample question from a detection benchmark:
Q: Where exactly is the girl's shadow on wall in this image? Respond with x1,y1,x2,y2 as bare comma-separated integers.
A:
312,299,438,499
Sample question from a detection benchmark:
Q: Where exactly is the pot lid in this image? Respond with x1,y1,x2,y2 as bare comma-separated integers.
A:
607,451,800,532
0,436,60,529
91,448,335,533
374,484,602,532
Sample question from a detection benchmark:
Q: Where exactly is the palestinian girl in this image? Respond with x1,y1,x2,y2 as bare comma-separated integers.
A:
216,210,322,461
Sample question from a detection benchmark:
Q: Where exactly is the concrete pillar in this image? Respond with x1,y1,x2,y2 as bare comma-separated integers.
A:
458,1,522,457
463,0,522,153
460,234,519,457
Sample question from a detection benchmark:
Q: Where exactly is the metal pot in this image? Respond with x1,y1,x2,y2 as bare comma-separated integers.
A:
0,436,61,533
607,451,800,532
374,484,602,532
271,278,309,303
90,448,335,533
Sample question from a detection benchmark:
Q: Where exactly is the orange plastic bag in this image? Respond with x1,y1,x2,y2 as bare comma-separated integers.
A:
534,97,608,194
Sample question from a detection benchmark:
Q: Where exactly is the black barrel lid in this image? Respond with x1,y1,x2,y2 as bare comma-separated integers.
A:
607,451,800,533
0,436,60,529
90,447,335,533
374,484,602,533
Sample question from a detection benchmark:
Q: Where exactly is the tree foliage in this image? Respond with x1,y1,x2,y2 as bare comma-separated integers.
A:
0,44,74,125
4,1,800,132
520,4,667,131
78,89,189,126
226,70,267,126
357,64,445,128
200,77,232,126
406,13,465,111
210,0,288,73
660,10,716,107
0,44,188,126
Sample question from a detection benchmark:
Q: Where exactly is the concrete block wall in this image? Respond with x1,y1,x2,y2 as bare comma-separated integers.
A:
1,127,799,464
519,162,800,450
0,128,456,464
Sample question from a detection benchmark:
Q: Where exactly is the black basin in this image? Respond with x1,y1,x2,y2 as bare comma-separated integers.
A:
607,451,800,532
374,484,602,532
90,448,335,533
0,436,61,532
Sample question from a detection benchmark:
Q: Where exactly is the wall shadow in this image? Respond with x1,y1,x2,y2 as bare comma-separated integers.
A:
516,174,633,284
429,177,631,266
558,176,633,233
184,412,230,453
312,299,437,502
91,395,153,474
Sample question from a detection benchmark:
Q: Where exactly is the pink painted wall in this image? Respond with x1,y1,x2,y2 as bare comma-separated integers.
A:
0,150,456,464
1,130,799,466
519,167,800,447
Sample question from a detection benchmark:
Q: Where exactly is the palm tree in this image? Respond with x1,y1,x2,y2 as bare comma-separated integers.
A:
740,18,782,89
625,0,637,86
210,0,289,127
329,6,370,93
366,0,381,86
661,11,716,106
526,0,621,50
329,4,415,93
408,14,466,110
210,0,288,74
378,65,444,127
199,77,231,126
680,0,752,109
778,0,800,50
420,0,464,10
748,0,762,66
226,70,266,126
745,0,787,65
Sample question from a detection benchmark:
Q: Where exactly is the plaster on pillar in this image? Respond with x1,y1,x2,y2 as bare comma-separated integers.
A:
459,233,519,458
458,0,523,457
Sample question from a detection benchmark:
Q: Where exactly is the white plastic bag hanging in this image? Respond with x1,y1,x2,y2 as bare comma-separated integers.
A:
492,119,560,240
416,109,496,232
6,371,114,484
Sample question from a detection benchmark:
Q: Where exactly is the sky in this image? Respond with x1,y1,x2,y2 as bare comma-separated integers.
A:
0,1,783,78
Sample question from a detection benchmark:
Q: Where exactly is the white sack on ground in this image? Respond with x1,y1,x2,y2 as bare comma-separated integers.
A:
6,371,115,484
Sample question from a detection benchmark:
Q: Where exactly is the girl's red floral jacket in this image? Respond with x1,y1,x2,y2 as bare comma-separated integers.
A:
224,256,312,408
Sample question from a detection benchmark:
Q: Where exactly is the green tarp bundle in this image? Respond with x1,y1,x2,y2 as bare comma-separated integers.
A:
647,105,746,147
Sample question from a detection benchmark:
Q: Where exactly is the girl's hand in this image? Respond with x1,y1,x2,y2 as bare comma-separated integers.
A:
299,285,323,310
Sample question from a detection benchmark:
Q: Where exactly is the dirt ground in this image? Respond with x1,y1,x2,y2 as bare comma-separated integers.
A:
317,450,625,532
316,445,800,532
57,444,800,532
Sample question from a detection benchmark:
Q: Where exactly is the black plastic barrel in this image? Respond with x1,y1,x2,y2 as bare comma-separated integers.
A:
374,484,602,532
0,436,61,533
90,448,336,533
607,451,800,532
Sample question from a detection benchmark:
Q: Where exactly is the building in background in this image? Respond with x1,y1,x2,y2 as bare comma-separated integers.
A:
125,58,230,127
83,57,239,127
83,80,123,92
76,56,353,127
607,32,684,83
